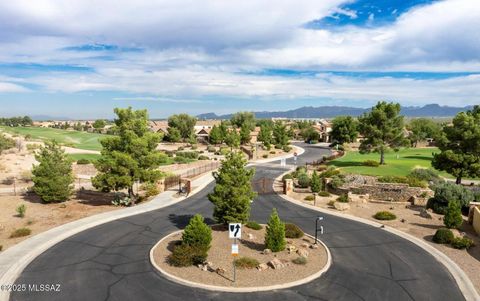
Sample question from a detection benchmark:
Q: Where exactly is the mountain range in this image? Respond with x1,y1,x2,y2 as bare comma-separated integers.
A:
197,104,474,119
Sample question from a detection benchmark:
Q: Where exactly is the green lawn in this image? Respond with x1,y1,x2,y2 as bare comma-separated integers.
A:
0,126,110,151
67,153,102,162
329,148,441,177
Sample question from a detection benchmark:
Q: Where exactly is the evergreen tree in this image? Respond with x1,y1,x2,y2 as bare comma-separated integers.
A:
32,140,74,202
225,129,241,149
444,201,463,229
331,116,358,145
182,214,212,250
432,106,480,184
92,107,164,202
264,208,286,252
358,101,409,165
208,151,256,224
240,125,251,145
258,124,272,147
273,121,289,147
310,171,322,193
209,124,223,145
166,127,181,143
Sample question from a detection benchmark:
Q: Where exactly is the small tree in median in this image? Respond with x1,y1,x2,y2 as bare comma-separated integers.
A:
32,140,74,202
265,208,286,252
444,201,463,229
182,214,212,250
310,171,322,193
208,151,256,224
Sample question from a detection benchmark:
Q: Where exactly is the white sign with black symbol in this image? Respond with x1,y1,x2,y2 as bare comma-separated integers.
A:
228,223,242,239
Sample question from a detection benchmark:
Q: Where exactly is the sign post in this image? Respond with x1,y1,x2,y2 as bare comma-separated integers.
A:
229,223,242,283
293,152,297,165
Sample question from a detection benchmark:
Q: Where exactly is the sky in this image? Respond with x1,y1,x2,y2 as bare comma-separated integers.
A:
0,0,479,119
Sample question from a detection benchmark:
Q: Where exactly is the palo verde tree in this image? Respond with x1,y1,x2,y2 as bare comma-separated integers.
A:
92,107,164,202
331,116,358,145
208,151,256,224
32,140,74,202
168,113,196,141
407,118,442,147
358,101,408,165
166,127,181,143
432,106,480,184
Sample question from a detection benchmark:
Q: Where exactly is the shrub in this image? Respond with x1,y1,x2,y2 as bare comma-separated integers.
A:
245,221,262,230
432,228,454,244
265,208,286,252
408,168,443,184
176,151,199,159
282,174,293,181
285,223,304,238
198,155,210,160
304,195,315,201
76,158,90,165
319,167,340,178
329,175,345,189
207,146,216,152
297,172,310,188
327,200,335,207
444,201,463,229
282,145,292,152
274,144,282,149
168,244,208,267
364,160,380,167
373,211,396,220
16,204,26,218
174,156,189,163
234,256,259,269
318,191,330,197
26,144,41,151
111,193,132,206
262,154,268,158
337,193,350,203
310,171,321,193
220,147,230,156
269,150,276,154
451,237,474,250
177,146,185,151
182,214,212,250
292,256,307,265
142,182,159,197
10,227,31,238
377,175,427,188
2,177,15,185
427,183,474,214
191,145,198,150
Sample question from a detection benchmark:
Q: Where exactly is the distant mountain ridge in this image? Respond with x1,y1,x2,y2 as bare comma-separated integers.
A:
197,104,474,119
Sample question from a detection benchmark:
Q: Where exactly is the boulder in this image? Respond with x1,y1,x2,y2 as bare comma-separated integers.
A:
310,244,319,249
334,202,350,211
420,209,432,219
247,233,255,240
297,248,309,258
287,245,297,254
268,258,289,269
301,243,309,248
262,248,272,255
257,263,269,271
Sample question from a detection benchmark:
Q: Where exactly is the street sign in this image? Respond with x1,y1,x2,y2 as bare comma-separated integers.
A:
280,158,286,167
231,244,239,256
229,223,242,239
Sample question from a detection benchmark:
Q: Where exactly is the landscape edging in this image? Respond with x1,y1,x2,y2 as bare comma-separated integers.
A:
275,170,480,301
149,230,331,293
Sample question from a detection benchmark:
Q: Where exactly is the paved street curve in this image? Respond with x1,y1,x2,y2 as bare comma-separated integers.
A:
12,143,464,301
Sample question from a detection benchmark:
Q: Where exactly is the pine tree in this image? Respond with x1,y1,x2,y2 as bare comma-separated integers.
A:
225,129,241,149
240,125,251,145
258,125,272,147
209,125,223,145
92,107,164,202
310,170,321,193
444,201,463,229
182,214,212,250
32,140,74,202
208,151,256,224
273,121,289,147
264,208,286,252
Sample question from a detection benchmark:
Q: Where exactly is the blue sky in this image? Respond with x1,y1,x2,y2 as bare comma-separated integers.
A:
0,0,479,119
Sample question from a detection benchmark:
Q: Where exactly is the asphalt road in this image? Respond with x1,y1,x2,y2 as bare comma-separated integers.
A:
12,143,464,301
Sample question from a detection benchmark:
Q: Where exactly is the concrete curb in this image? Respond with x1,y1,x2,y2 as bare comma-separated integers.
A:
275,170,480,301
0,171,216,301
248,145,305,165
149,230,331,293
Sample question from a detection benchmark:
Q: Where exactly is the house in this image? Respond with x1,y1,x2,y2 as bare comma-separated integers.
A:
149,120,169,135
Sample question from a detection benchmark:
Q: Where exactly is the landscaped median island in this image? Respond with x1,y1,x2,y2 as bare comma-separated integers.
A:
151,222,329,289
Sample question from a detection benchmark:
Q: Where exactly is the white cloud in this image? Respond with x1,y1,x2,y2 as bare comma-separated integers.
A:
0,82,29,92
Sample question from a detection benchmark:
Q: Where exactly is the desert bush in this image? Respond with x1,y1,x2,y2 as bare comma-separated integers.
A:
269,150,276,154
26,144,41,151
408,168,443,185
292,256,307,265
16,204,26,218
141,182,160,197
168,244,208,267
245,221,262,230
111,193,132,206
282,145,292,152
191,145,198,150
265,208,286,252
304,195,315,201
329,175,345,189
176,151,199,159
198,155,210,160
373,211,396,220
319,167,340,178
274,144,282,149
444,201,463,229
177,146,185,151
327,200,335,207
285,223,304,238
76,158,90,165
20,170,32,182
182,214,212,250
220,147,230,156
282,173,293,181
318,191,330,197
174,156,189,163
363,160,380,167
10,227,31,238
2,177,15,185
297,172,310,188
336,193,350,203
262,154,268,158
377,175,427,188
427,183,473,214
316,165,328,171
207,145,216,152
432,228,454,244
451,237,474,250
234,256,259,269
